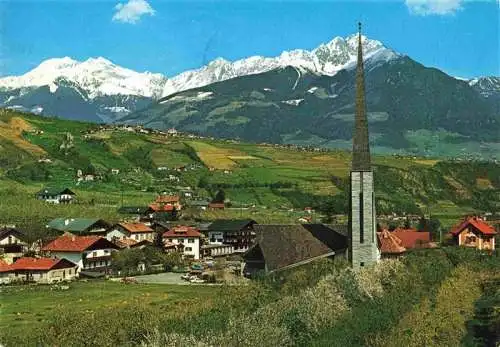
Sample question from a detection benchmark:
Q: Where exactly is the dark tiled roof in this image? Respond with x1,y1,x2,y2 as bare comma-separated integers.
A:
118,206,148,214
248,224,348,272
0,228,27,242
208,219,256,232
35,187,75,196
47,218,109,233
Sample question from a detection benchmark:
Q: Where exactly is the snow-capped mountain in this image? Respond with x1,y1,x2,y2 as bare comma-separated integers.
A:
161,34,398,97
468,76,500,98
0,57,167,99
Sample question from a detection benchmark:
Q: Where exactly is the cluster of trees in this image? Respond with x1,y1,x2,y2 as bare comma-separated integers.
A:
111,246,184,275
6,162,51,182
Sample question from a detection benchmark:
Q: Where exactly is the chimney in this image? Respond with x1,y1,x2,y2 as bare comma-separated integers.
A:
71,235,76,242
64,219,70,226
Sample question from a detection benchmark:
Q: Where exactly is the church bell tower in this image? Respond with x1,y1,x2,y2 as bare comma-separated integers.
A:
348,23,380,268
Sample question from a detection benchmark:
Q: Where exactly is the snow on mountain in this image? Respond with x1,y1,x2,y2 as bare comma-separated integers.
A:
468,76,500,97
0,57,167,99
161,34,399,97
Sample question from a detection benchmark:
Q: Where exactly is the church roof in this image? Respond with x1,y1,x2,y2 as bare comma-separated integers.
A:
352,22,371,171
247,224,348,272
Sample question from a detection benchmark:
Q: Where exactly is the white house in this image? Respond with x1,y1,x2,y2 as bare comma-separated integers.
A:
35,187,75,204
42,235,119,273
4,257,78,284
106,223,155,242
163,226,202,260
0,228,28,264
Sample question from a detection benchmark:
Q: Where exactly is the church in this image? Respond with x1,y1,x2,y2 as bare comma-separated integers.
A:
242,23,380,274
348,22,380,268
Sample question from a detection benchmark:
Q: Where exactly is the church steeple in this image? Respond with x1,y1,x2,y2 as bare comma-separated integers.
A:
352,22,371,171
348,22,380,269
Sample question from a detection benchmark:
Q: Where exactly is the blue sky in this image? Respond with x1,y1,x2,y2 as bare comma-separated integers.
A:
0,0,498,78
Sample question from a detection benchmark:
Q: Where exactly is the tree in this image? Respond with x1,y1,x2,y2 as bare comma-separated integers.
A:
213,189,225,203
417,216,428,232
403,217,412,229
428,217,441,241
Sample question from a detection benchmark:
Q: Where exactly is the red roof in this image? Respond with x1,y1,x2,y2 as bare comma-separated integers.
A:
392,229,431,249
42,235,105,252
155,195,179,203
163,226,202,238
118,222,153,233
450,216,497,236
377,230,406,254
0,259,11,272
148,203,174,212
9,257,76,271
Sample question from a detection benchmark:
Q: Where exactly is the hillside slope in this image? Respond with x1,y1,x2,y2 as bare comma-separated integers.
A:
1,110,499,221
123,57,500,159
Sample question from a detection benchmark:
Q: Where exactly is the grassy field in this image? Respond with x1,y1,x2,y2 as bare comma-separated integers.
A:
0,280,218,340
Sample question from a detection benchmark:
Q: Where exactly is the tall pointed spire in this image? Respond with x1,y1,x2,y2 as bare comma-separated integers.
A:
352,22,371,171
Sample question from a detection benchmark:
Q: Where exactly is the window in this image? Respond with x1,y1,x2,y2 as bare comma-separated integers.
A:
185,247,192,252
92,251,97,257
359,192,364,244
8,236,12,244
100,261,104,267
360,262,365,267
188,239,194,243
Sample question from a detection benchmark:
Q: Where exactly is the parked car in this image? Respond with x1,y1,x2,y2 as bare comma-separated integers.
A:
180,273,191,280
189,278,205,283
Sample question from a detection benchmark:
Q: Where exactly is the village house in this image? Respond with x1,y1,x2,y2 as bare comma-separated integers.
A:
47,218,110,236
163,226,202,260
207,219,257,253
201,244,234,258
377,228,435,258
117,206,149,220
35,187,75,204
186,199,210,210
377,230,406,257
42,235,119,273
208,202,225,210
391,228,433,249
113,238,153,250
145,203,177,222
0,227,28,264
3,257,78,284
243,224,348,275
155,195,182,210
106,222,155,242
450,216,497,251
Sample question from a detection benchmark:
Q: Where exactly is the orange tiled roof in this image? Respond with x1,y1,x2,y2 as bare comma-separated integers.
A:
42,235,106,252
148,203,174,212
10,257,75,271
450,216,497,236
0,259,11,272
163,226,202,238
155,195,180,203
377,230,406,254
118,222,153,233
113,238,138,248
392,229,431,249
